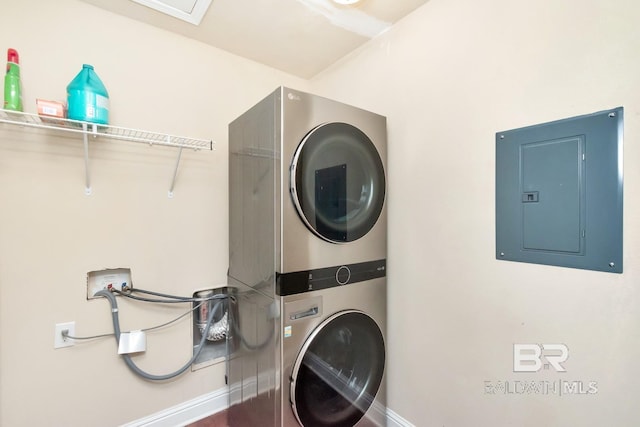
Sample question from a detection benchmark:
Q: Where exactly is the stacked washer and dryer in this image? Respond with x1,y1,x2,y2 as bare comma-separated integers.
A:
227,87,387,427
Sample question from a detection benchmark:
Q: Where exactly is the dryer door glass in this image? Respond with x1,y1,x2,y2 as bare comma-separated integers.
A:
291,311,385,427
291,122,385,243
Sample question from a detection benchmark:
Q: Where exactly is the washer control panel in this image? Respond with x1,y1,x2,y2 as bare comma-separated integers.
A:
277,259,386,296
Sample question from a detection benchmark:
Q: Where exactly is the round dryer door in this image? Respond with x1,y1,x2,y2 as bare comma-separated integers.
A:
290,310,385,427
291,122,385,243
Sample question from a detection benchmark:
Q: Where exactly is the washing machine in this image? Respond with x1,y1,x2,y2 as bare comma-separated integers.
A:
282,278,386,427
227,276,387,427
227,87,387,427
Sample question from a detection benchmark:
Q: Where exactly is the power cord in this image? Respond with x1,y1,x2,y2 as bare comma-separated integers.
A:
61,302,206,341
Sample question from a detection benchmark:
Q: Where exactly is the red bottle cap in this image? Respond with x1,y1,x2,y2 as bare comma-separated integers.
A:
7,48,19,64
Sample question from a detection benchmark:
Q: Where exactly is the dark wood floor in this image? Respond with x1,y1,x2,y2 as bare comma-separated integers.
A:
187,409,380,427
187,409,228,427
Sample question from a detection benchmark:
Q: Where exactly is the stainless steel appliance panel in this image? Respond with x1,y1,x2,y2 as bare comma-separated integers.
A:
228,277,281,427
228,90,281,289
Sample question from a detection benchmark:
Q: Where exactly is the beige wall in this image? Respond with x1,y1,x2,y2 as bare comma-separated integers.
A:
3,0,640,426
0,1,307,426
311,0,640,425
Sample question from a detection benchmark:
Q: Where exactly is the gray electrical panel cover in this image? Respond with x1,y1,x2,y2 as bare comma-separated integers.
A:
496,107,623,273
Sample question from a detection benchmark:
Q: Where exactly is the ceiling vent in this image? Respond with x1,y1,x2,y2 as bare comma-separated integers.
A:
131,0,212,25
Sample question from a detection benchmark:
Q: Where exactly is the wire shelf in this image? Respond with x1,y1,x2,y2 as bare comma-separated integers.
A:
0,109,213,151
0,108,214,197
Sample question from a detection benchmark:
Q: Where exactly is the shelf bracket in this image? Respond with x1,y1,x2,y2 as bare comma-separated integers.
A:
83,123,92,196
168,141,183,199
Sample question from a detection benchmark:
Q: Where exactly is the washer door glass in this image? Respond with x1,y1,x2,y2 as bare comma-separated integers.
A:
291,311,385,427
291,122,385,243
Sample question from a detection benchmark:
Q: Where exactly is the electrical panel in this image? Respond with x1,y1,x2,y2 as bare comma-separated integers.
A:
496,107,623,273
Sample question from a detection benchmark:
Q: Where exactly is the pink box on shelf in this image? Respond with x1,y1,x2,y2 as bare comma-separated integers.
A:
36,99,66,118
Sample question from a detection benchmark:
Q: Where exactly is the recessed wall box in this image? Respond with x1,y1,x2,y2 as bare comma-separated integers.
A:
87,268,133,299
496,107,623,273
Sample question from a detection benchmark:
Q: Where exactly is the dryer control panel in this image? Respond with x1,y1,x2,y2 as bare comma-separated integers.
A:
276,259,386,296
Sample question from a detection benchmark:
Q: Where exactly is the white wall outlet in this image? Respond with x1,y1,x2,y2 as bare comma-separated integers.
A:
54,322,75,349
87,268,133,299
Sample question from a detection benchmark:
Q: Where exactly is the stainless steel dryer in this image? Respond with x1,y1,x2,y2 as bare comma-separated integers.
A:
227,87,387,427
228,86,387,286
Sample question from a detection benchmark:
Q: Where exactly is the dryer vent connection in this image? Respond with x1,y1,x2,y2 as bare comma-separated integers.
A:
196,289,228,341
192,287,232,371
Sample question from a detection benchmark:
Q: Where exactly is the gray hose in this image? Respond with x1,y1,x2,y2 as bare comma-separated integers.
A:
95,289,223,381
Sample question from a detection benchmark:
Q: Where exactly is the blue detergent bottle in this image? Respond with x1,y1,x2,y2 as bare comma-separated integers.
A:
67,64,109,124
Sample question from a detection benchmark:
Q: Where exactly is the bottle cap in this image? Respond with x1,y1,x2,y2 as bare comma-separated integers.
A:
7,48,19,64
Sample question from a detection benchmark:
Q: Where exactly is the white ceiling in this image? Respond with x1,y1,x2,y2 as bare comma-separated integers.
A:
78,0,429,78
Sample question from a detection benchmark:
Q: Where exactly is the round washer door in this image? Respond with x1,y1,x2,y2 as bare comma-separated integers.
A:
291,122,385,243
290,310,385,427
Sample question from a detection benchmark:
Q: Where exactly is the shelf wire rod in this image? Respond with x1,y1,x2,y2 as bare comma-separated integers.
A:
83,123,92,195
168,140,183,198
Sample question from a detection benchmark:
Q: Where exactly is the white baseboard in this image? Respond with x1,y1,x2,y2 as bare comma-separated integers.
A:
122,387,415,427
120,387,228,427
386,408,416,427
